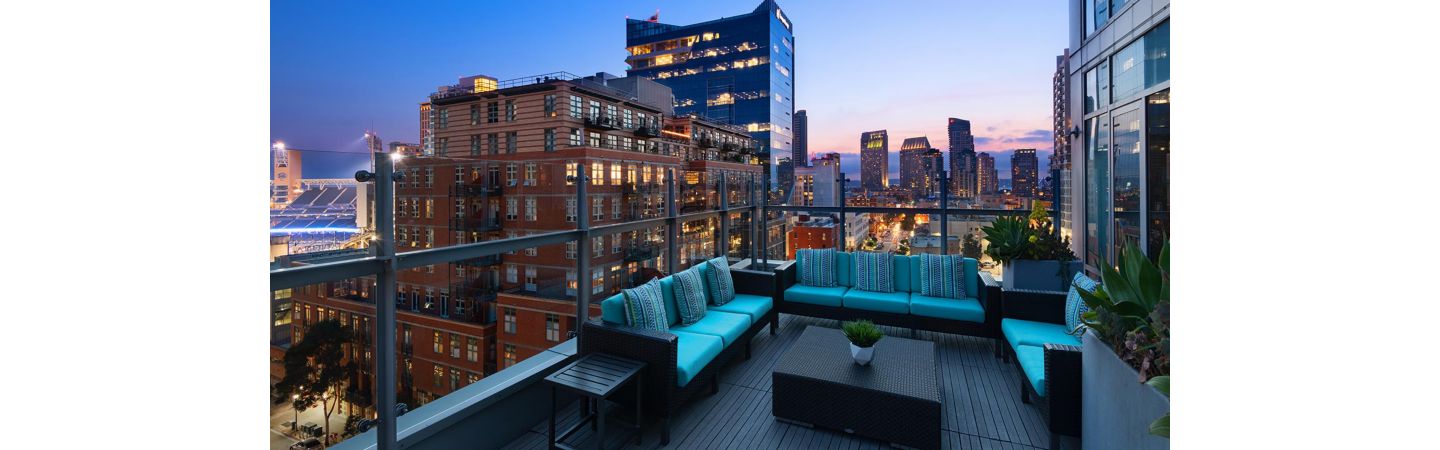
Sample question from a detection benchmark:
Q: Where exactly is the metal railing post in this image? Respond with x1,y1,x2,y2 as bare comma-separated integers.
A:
666,169,679,274
575,165,590,337
373,152,398,450
717,172,728,258
760,164,771,264
748,177,758,266
838,174,847,251
940,169,949,255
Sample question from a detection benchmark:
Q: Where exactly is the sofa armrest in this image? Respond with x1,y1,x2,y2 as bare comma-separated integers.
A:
979,272,1002,332
777,259,797,293
731,268,773,298
1043,343,1083,436
1002,288,1068,325
580,320,679,411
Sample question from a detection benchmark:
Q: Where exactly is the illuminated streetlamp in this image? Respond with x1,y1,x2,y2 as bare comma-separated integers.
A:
291,394,300,432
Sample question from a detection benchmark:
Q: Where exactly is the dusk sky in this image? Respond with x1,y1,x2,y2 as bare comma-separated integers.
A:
272,0,1066,180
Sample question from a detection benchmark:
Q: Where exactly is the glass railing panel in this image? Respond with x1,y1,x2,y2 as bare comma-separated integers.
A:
271,281,377,448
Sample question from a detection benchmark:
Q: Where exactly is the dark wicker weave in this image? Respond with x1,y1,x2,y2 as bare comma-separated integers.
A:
775,263,1003,344
577,265,779,445
771,326,941,450
1000,288,1082,448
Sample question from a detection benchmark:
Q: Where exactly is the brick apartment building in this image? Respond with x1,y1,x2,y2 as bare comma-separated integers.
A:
284,71,765,415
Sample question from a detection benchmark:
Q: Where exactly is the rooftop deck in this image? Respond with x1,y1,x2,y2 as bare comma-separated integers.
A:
503,314,1077,450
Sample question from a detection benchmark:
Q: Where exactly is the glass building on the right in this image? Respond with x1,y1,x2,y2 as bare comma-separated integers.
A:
1065,0,1169,271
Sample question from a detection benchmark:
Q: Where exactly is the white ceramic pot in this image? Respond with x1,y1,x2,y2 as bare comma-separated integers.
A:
849,343,875,366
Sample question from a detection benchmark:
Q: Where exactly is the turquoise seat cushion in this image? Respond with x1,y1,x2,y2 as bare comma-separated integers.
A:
783,285,848,307
853,251,895,293
708,293,772,323
1002,318,1082,349
669,310,751,347
1014,345,1047,397
672,268,708,326
840,289,910,314
909,295,985,323
671,330,724,387
600,293,626,325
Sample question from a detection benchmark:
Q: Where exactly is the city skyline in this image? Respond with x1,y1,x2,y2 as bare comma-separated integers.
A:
272,0,1063,180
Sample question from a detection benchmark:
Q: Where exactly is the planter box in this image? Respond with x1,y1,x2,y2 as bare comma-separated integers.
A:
1001,259,1082,292
1082,331,1169,450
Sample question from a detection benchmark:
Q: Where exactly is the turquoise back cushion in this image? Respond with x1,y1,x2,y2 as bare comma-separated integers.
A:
694,262,715,296
659,275,681,326
601,293,626,325
893,255,913,293
836,252,854,287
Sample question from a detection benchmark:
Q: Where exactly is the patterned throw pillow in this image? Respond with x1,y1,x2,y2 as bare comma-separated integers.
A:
853,252,894,293
673,269,708,325
705,256,736,305
622,278,669,332
918,254,967,299
796,248,837,287
1065,272,1099,334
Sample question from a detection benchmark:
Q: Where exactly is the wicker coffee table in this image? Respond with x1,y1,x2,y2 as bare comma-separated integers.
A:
772,325,941,449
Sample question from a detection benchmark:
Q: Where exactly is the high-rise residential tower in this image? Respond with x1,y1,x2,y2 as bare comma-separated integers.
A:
977,152,998,195
1011,149,1039,198
860,130,889,191
625,0,796,161
899,136,936,195
947,118,976,197
1066,0,1169,267
1052,50,1073,239
793,109,808,166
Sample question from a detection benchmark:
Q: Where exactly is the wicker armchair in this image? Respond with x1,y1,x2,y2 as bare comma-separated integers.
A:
999,288,1082,448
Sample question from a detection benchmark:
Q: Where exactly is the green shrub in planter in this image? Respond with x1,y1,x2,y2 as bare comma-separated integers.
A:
1076,240,1170,438
841,320,883,347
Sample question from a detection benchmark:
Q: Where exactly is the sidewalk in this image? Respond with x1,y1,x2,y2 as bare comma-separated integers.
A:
269,402,352,449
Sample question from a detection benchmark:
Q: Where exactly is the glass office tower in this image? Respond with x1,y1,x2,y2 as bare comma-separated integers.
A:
625,0,795,160
1067,0,1169,271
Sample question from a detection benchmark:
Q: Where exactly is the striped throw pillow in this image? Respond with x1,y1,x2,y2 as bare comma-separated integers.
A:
796,248,837,287
853,252,894,293
673,269,708,325
705,256,736,305
622,278,669,332
1065,272,1098,334
918,254,967,299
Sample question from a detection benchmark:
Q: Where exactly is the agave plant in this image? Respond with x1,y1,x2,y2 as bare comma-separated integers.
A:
1075,239,1170,438
980,215,1030,263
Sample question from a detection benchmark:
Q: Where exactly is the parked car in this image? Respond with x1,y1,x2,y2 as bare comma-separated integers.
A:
290,438,323,449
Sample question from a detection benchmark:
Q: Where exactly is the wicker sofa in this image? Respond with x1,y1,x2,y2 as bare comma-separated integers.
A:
998,288,1083,448
776,252,1000,342
578,262,778,445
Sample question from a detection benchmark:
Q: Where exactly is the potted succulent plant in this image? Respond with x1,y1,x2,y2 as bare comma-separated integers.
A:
841,320,883,366
1075,240,1170,449
982,203,1080,291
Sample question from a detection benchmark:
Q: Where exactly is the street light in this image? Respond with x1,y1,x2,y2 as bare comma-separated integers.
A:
292,394,299,431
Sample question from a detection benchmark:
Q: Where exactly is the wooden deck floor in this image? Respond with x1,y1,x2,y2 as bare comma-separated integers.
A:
503,314,1077,450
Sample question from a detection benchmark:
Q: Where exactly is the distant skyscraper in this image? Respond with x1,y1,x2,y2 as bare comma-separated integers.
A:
947,118,977,197
920,149,943,198
1011,149,1039,198
793,110,808,166
977,152,998,195
777,157,795,199
1052,50,1073,238
793,152,841,207
860,130,889,191
899,137,935,195
625,0,795,158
